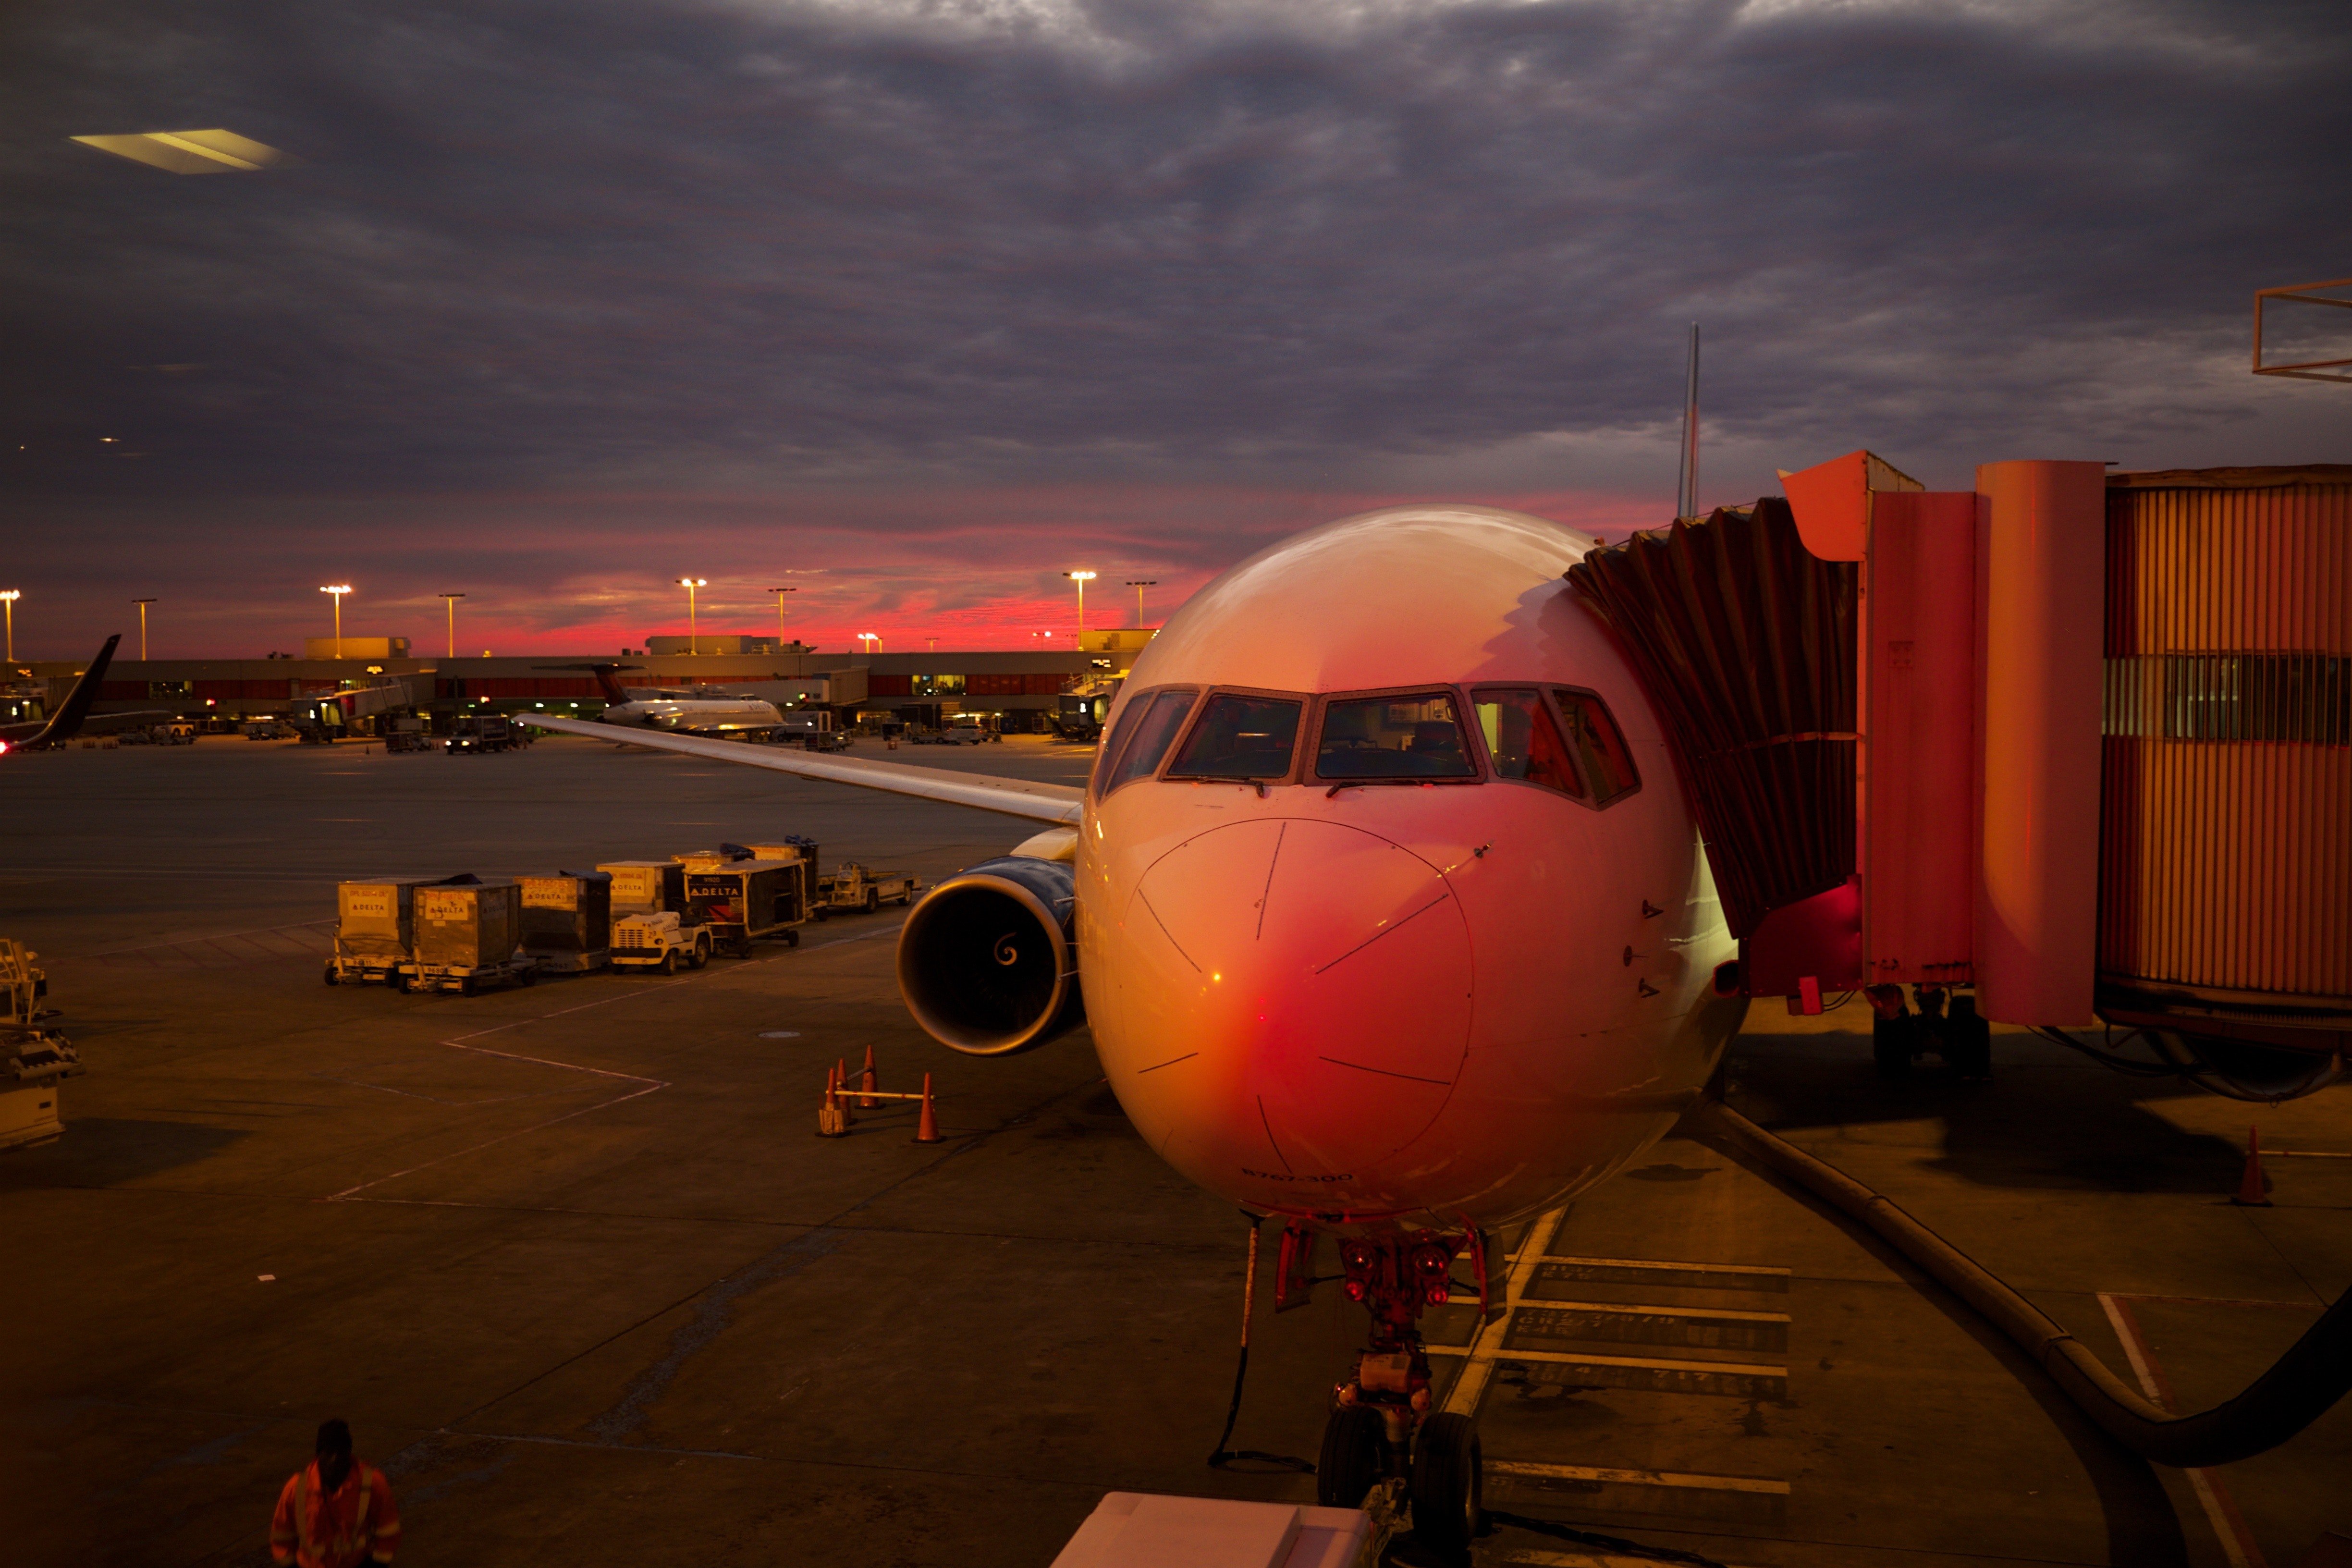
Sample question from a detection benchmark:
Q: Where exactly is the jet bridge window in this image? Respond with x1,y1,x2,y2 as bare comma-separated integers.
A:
1553,687,1641,805
1096,687,1198,796
1314,692,1476,779
1165,693,1302,781
1472,689,1586,798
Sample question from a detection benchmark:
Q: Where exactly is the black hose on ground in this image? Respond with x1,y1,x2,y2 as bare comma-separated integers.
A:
1693,1099,2352,1468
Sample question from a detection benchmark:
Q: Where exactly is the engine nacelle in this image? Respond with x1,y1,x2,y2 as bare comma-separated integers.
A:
896,855,1083,1056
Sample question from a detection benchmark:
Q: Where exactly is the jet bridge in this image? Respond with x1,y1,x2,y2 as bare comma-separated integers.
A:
1568,456,2352,1094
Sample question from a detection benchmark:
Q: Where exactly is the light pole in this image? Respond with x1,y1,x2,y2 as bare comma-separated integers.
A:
1124,579,1156,625
319,585,352,660
1064,570,1097,639
857,632,881,657
132,598,157,660
765,586,796,650
1,591,18,662
678,577,707,655
440,593,465,659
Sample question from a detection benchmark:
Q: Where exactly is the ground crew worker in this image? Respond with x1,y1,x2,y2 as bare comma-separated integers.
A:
270,1419,400,1568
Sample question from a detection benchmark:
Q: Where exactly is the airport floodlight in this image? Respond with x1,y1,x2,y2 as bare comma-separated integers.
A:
857,632,881,655
132,598,157,661
319,585,352,661
1,589,19,662
1065,570,1098,635
2254,277,2352,382
677,577,708,655
1125,580,1157,624
440,592,466,659
71,129,300,175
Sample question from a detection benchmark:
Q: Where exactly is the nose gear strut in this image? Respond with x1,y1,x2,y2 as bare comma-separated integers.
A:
1317,1225,1490,1556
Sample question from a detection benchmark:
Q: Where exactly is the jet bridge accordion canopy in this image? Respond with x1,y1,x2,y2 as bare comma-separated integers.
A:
1563,497,1858,943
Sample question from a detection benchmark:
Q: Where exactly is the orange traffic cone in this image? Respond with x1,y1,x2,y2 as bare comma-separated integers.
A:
914,1072,942,1144
818,1064,848,1138
2232,1126,2271,1207
858,1044,878,1109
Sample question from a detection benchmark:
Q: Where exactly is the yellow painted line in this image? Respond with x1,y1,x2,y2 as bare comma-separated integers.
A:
1439,1205,1566,1417
1543,1254,1791,1281
1428,1345,1786,1380
1485,1459,1789,1496
1521,1298,1791,1326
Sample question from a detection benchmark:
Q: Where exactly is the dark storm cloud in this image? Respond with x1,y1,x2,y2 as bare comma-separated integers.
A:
6,0,2346,504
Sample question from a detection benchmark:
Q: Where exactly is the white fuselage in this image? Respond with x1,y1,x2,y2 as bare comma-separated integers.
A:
1078,506,1744,1232
604,694,784,731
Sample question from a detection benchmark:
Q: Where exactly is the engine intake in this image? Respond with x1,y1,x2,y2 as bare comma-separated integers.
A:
896,855,1083,1056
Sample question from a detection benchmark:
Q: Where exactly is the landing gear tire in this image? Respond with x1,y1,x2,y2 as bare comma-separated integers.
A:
1315,1405,1385,1511
1872,1015,1913,1080
1948,996,1992,1079
1410,1411,1482,1556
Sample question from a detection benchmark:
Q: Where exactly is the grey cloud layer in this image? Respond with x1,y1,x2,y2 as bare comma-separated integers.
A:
6,0,2346,500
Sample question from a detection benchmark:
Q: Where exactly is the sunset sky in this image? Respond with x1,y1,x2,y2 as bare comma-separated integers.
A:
5,0,2345,660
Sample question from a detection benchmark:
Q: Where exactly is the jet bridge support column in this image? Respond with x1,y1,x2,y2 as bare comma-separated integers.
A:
1973,460,2106,1026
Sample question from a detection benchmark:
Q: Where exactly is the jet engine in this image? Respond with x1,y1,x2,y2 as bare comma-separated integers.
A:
896,855,1083,1056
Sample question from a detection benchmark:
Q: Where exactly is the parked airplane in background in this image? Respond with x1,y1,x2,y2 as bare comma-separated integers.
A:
544,662,788,735
532,505,1741,1549
0,636,175,755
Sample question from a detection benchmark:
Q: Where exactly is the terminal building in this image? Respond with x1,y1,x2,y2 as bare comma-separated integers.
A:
9,628,1155,737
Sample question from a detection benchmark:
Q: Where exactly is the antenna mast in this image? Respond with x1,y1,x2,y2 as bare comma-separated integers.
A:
1677,321,1701,519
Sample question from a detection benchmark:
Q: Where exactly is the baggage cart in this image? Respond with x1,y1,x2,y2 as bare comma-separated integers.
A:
519,870,613,975
406,879,532,993
686,859,809,956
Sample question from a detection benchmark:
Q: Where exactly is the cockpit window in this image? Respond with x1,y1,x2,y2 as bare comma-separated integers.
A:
1314,692,1476,780
1554,687,1641,805
1165,693,1302,780
1098,688,1198,796
1473,689,1586,798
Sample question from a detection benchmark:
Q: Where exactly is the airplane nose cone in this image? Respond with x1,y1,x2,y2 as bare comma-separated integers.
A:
1121,819,1471,1183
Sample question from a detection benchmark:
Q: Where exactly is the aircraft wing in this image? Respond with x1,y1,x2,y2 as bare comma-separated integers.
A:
527,714,1083,825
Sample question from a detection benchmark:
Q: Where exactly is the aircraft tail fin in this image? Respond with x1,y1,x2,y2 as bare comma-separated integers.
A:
534,662,638,706
25,635,122,749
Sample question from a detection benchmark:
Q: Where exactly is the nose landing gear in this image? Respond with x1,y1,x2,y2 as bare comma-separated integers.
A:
1311,1226,1489,1556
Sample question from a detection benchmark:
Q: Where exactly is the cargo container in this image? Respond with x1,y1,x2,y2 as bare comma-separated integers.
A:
686,859,808,956
408,879,530,993
519,870,612,975
744,837,821,882
601,859,686,915
329,876,456,986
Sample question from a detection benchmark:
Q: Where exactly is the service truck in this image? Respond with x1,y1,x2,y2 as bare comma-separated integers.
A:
446,713,515,754
812,861,920,918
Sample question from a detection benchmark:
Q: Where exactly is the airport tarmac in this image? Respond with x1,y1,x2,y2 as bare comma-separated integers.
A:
2,734,2346,1567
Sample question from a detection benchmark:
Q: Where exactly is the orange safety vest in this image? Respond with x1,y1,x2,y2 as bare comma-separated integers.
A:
270,1458,401,1568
